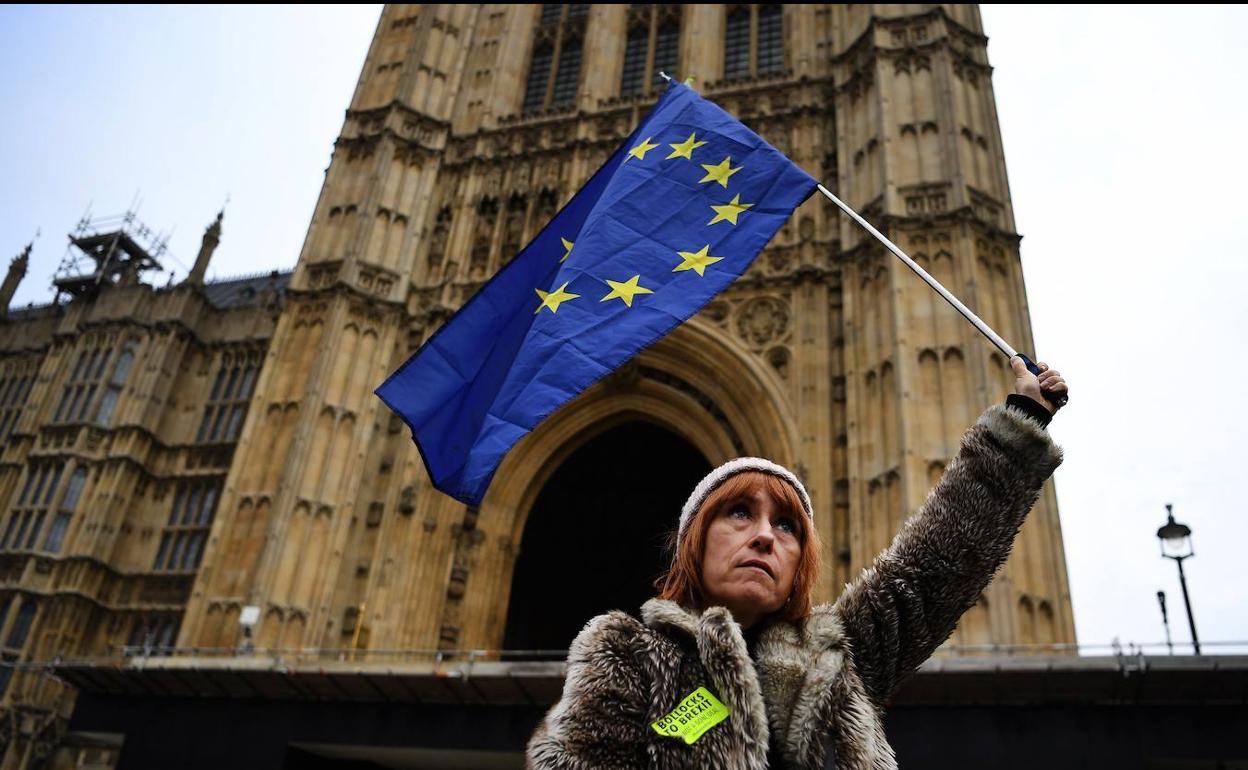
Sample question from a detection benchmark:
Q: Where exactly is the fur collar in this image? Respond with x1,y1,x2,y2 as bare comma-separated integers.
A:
641,599,770,768
755,604,847,766
639,598,843,645
640,597,703,637
642,599,889,769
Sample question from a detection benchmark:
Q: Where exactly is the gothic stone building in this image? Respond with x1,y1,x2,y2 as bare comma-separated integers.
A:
0,214,289,766
0,4,1095,768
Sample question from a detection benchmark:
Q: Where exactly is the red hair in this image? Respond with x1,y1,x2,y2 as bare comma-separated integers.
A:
655,471,821,622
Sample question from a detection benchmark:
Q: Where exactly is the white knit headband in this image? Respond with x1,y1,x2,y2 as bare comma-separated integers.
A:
677,457,813,543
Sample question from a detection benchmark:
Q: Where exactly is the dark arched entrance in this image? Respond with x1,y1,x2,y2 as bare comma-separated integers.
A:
503,421,711,651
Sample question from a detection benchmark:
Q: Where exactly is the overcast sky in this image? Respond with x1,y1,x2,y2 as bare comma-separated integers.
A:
2,5,1244,654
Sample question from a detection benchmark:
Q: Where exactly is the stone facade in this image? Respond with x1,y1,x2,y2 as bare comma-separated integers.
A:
0,4,1075,766
0,216,288,765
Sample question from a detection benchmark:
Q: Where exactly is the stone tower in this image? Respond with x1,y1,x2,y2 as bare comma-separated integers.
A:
180,3,1074,659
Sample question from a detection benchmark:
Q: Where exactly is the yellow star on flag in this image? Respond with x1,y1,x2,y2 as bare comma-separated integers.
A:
673,245,724,277
560,237,574,263
628,137,660,161
699,156,742,188
600,275,654,307
666,132,708,161
534,282,580,314
708,194,754,225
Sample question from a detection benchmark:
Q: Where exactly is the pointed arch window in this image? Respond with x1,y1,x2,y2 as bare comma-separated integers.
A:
4,600,35,650
620,26,649,96
152,478,221,572
724,7,751,80
126,613,180,656
196,351,261,444
95,339,137,426
523,44,554,112
53,339,118,424
1,462,66,552
551,36,582,107
723,4,785,82
0,357,37,442
522,4,588,113
653,16,681,86
43,465,87,554
620,5,682,97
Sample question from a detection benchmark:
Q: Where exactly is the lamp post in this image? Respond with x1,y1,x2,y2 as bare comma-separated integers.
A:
1156,504,1200,655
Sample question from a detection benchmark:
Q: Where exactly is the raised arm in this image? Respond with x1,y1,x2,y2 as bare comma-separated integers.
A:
832,358,1067,706
526,611,651,769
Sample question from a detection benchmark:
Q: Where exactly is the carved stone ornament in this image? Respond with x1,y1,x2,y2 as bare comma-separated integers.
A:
767,248,794,275
737,296,789,348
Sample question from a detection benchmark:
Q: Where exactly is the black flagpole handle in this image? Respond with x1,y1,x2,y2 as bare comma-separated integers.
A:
1017,353,1069,408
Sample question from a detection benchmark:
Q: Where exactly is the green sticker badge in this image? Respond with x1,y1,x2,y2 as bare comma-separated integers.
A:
650,686,731,745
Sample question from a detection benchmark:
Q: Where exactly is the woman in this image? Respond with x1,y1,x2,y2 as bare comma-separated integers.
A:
527,356,1068,770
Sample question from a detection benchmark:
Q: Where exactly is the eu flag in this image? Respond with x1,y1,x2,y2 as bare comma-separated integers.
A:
376,82,817,505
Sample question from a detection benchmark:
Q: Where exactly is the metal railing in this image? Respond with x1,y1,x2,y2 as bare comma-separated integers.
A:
116,645,570,662
6,639,1246,677
28,638,1248,667
930,639,1248,657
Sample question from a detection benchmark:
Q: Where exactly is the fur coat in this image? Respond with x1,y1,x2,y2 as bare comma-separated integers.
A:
526,404,1063,769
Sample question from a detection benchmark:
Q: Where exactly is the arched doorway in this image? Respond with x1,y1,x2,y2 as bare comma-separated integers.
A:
503,421,710,651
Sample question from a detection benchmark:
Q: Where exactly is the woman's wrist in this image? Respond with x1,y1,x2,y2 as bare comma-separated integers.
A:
1005,393,1053,428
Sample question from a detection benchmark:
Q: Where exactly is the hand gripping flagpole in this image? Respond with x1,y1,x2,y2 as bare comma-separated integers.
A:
817,184,1068,407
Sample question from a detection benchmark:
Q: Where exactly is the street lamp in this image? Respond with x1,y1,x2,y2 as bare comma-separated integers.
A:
1156,504,1200,654
238,605,260,655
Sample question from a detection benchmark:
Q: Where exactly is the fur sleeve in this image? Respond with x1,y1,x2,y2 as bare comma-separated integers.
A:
831,404,1063,706
526,611,651,769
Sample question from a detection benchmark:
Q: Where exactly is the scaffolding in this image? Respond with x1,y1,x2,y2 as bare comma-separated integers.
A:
52,209,170,300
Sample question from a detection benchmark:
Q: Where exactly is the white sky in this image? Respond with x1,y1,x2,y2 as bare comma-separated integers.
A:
1,5,1244,653
981,4,1248,653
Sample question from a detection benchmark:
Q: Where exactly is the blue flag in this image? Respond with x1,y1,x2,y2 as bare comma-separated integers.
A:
376,82,817,505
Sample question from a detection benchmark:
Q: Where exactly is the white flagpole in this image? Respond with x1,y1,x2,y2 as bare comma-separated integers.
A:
817,184,1016,357
816,184,1066,406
